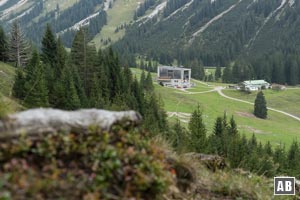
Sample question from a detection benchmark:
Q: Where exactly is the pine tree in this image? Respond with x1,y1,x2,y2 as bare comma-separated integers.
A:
89,73,104,108
12,67,26,99
188,104,207,152
41,24,57,66
71,28,89,92
172,119,188,153
61,65,81,110
106,47,122,100
0,25,8,62
228,115,238,136
213,117,224,137
287,141,300,176
215,66,222,80
140,70,146,90
50,37,67,108
23,50,49,108
145,71,154,92
222,66,232,83
9,21,30,67
254,91,268,119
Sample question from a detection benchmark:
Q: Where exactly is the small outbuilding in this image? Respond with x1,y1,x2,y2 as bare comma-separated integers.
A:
157,66,191,88
241,80,271,92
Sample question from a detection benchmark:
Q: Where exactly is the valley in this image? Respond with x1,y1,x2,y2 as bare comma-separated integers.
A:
132,68,300,147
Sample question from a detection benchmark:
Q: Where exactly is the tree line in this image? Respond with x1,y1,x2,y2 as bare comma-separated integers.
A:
221,51,300,85
2,23,168,134
169,105,300,178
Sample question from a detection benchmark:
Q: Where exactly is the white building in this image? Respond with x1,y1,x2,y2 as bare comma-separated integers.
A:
241,80,271,92
157,66,192,88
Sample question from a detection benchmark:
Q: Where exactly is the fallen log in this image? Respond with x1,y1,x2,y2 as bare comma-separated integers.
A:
0,108,142,139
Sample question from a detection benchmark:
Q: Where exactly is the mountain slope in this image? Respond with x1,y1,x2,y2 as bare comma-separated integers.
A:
115,0,300,66
0,0,108,47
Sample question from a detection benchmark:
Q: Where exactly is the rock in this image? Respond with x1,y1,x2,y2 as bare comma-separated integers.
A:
0,108,142,139
184,153,226,172
167,158,196,193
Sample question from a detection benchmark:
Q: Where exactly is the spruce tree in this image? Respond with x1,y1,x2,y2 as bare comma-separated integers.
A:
172,119,188,153
0,26,8,62
188,104,207,152
12,67,26,99
215,66,222,80
89,73,104,108
61,65,81,110
145,71,154,92
71,28,89,92
140,70,146,90
41,24,57,66
50,38,67,108
222,66,232,83
228,115,238,136
254,91,268,119
213,117,224,137
9,21,30,67
287,141,300,176
23,50,49,108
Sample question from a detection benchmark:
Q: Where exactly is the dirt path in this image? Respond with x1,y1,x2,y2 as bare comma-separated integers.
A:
167,112,191,123
216,87,300,122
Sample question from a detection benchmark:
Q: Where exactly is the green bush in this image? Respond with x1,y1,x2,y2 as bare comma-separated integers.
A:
0,126,172,199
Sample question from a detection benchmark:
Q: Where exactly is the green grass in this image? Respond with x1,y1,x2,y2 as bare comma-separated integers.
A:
156,84,300,147
128,67,300,147
0,62,22,115
93,0,141,49
0,62,15,96
222,89,300,118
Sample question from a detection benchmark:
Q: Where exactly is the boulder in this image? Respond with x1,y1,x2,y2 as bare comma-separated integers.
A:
0,108,142,139
184,153,226,172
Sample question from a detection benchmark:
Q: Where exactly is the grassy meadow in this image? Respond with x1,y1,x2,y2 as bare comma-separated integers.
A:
0,62,22,115
93,0,141,48
223,89,300,118
131,68,300,147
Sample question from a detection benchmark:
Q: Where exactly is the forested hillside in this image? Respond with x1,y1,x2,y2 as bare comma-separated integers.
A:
115,0,300,85
0,0,108,47
3,0,300,86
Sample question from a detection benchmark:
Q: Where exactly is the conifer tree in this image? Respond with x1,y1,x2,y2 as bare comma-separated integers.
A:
228,115,238,136
50,38,67,108
287,141,300,176
71,28,90,92
140,70,146,90
172,119,188,153
9,21,30,67
188,104,207,152
41,24,57,66
12,68,26,99
71,65,88,108
222,66,232,83
23,50,49,108
0,26,8,62
145,71,154,92
89,73,104,108
213,117,224,137
210,116,225,155
106,47,122,100
273,144,287,173
215,66,222,80
61,65,81,110
254,91,268,119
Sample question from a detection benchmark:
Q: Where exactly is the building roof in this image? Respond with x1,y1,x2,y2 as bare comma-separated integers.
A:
243,80,269,85
159,66,190,71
